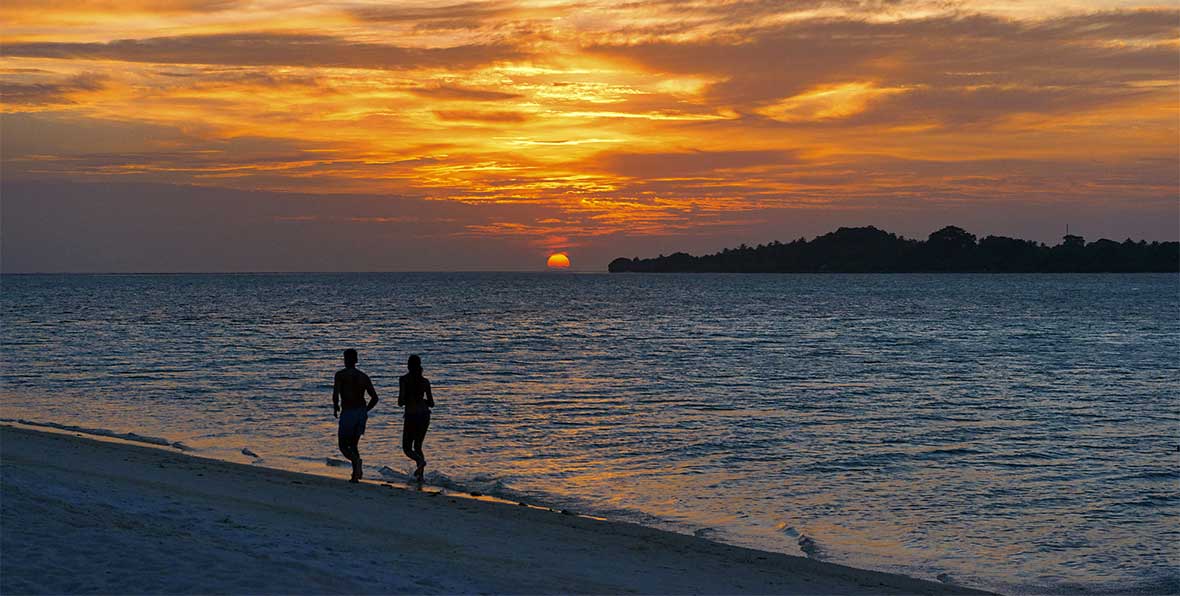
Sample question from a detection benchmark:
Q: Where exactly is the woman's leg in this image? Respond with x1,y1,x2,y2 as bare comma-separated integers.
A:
411,415,430,478
402,418,421,465
412,415,430,464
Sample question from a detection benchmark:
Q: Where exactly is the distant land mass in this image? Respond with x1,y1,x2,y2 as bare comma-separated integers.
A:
608,226,1180,273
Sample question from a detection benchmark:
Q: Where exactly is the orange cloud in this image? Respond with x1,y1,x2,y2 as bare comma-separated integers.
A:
0,0,1176,268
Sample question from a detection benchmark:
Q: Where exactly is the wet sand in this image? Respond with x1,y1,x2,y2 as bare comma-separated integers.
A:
0,425,990,595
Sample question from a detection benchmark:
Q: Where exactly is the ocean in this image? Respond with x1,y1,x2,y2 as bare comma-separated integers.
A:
2,272,1177,594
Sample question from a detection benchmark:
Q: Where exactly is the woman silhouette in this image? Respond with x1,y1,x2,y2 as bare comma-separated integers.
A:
398,354,435,480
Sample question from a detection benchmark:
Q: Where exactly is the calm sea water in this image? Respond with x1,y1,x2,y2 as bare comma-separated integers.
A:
2,273,1177,594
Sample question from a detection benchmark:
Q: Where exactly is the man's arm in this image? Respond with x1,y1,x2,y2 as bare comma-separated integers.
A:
365,375,379,412
397,376,405,407
425,379,435,408
332,371,341,418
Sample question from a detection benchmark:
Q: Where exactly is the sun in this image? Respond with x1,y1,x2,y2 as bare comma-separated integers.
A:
546,253,571,269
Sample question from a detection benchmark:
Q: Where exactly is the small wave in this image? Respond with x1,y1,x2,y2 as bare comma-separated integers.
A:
806,451,911,472
774,522,800,537
1114,470,1180,482
416,469,517,498
774,523,823,559
693,527,717,539
241,447,260,458
976,460,1055,469
1,418,187,451
797,534,824,560
378,465,404,480
918,447,986,458
1119,493,1180,508
290,455,330,463
372,465,610,521
1002,451,1056,460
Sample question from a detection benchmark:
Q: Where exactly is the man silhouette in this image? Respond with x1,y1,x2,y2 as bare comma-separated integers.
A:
333,349,378,483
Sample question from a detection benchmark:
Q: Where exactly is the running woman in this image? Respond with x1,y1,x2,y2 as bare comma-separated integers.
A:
398,354,434,480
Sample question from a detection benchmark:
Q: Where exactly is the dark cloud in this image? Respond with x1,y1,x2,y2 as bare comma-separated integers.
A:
591,149,798,178
862,86,1154,127
0,112,473,197
201,70,324,87
0,68,56,74
433,110,528,122
2,33,527,70
1,0,239,13
0,179,562,272
0,72,107,105
742,83,1160,130
623,0,920,21
347,1,574,32
349,1,513,23
1025,9,1180,41
0,113,365,185
587,10,1180,114
2,152,1175,273
581,149,1180,214
410,84,520,100
570,0,939,37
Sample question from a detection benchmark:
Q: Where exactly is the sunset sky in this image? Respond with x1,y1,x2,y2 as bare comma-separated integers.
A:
2,0,1177,272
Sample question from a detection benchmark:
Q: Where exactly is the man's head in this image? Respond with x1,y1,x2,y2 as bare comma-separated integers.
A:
343,349,358,367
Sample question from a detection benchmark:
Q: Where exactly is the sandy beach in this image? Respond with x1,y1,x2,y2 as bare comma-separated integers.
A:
0,424,989,595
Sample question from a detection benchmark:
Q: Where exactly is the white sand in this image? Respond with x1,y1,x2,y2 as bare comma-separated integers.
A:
0,425,990,595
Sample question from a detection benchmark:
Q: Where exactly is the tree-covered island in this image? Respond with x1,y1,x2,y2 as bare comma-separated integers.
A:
608,226,1179,273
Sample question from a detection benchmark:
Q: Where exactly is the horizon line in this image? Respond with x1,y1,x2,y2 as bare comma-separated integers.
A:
0,269,609,275
4,270,1178,276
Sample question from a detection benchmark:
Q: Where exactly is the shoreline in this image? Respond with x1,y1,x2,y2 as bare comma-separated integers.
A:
0,424,990,595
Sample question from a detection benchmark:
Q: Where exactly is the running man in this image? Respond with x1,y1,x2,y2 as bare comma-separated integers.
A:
333,348,379,483
398,354,435,481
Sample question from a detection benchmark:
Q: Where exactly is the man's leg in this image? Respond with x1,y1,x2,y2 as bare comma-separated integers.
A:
339,413,362,481
350,435,363,482
338,434,356,461
339,434,360,480
352,411,367,481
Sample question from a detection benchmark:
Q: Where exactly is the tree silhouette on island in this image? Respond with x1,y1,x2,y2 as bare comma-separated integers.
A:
608,226,1179,273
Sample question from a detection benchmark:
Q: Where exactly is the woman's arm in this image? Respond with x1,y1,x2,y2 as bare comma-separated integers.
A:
397,376,405,407
425,379,435,408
